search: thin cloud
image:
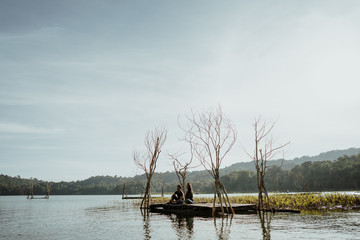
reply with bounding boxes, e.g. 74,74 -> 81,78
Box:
0,122 -> 64,134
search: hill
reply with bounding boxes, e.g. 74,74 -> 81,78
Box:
221,147 -> 360,175
1,148 -> 359,195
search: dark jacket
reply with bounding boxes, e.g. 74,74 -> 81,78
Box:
185,191 -> 193,201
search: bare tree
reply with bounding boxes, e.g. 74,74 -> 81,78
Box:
133,126 -> 167,209
180,106 -> 237,216
248,117 -> 290,212
168,139 -> 198,190
122,183 -> 127,198
169,152 -> 191,190
45,182 -> 52,199
27,181 -> 34,199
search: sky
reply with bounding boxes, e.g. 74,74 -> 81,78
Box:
1,0 -> 360,182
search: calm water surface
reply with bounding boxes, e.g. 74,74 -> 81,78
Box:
0,195 -> 359,239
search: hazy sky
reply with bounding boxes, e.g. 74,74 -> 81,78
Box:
1,1 -> 360,181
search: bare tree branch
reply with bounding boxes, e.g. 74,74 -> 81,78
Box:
250,116 -> 290,211
179,105 -> 237,216
133,126 -> 167,209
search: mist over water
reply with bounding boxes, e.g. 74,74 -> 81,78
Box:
0,195 -> 359,240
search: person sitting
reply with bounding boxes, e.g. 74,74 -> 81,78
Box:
169,185 -> 184,204
185,183 -> 194,204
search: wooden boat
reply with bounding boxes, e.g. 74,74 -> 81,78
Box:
150,203 -> 257,216
122,196 -> 143,199
27,195 -> 49,199
149,203 -> 301,216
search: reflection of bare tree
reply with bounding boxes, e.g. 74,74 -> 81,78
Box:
214,216 -> 233,240
185,217 -> 194,238
141,210 -> 151,240
169,214 -> 194,240
259,211 -> 272,240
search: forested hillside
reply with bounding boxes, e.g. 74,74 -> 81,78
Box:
1,149 -> 359,195
221,148 -> 360,174
221,153 -> 360,192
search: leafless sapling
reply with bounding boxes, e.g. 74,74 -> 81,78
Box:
133,126 -> 167,209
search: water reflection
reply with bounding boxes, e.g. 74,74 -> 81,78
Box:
141,210 -> 151,240
213,216 -> 232,240
169,214 -> 194,240
259,212 -> 272,240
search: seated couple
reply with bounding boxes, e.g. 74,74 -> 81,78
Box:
168,183 -> 193,204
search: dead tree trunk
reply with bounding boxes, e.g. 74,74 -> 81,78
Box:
180,106 -> 237,216
122,183 -> 127,198
134,126 -> 167,209
248,117 -> 290,212
45,182 -> 52,199
27,182 -> 34,199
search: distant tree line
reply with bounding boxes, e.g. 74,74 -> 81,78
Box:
1,153 -> 360,195
221,153 -> 360,193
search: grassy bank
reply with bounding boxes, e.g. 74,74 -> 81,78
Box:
149,193 -> 360,211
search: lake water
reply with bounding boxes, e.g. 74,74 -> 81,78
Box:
1,195 -> 359,239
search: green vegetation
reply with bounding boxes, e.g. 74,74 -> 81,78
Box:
0,175 -> 133,195
269,193 -> 360,210
1,151 -> 360,196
